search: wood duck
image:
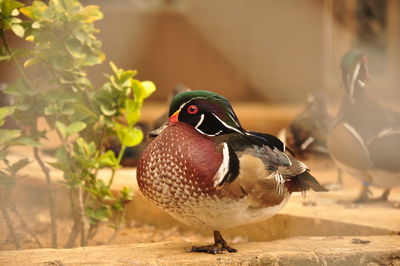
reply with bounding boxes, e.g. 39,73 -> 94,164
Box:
327,51 -> 400,203
283,91 -> 334,157
137,90 -> 327,254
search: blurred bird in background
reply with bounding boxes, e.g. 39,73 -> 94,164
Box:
280,91 -> 333,156
278,91 -> 343,188
327,51 -> 400,203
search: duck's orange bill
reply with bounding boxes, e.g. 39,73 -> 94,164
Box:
169,110 -> 180,124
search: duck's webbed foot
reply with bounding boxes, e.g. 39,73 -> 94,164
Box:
354,186 -> 390,203
191,231 -> 237,254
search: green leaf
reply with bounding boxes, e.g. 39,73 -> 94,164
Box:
86,206 -> 111,223
99,150 -> 117,167
120,186 -> 134,201
1,0 -> 25,17
124,98 -> 139,127
73,103 -> 97,119
0,53 -> 12,61
66,38 -> 83,58
9,158 -> 30,174
112,201 -> 123,211
55,121 -> 67,139
115,124 -> 143,147
9,136 -> 41,146
20,1 -> 48,20
141,81 -> 156,99
0,129 -> 21,144
0,106 -> 15,121
67,121 -> 86,136
109,62 -> 119,77
100,104 -> 117,116
77,5 -> 103,22
10,23 -> 25,38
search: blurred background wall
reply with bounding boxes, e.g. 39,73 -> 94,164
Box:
2,0 -> 400,103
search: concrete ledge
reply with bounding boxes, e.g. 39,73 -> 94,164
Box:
0,236 -> 399,265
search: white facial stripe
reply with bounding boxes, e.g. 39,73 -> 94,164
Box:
227,112 -> 241,128
301,136 -> 314,150
195,113 -> 205,129
214,143 -> 230,187
194,114 -> 222,136
178,97 -> 207,111
350,63 -> 361,102
212,113 -> 242,134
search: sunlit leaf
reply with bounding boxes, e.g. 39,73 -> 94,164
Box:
115,124 -> 143,147
100,104 -> 116,116
98,150 -> 117,167
25,35 -> 34,42
55,121 -> 67,139
0,106 -> 16,121
31,21 -> 40,29
23,57 -> 39,68
141,81 -> 156,99
20,1 -> 48,20
66,121 -> 86,136
10,23 -> 25,38
78,5 -> 103,22
124,98 -> 139,127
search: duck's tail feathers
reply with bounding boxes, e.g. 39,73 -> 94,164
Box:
287,171 -> 328,193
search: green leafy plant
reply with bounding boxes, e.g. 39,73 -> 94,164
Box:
0,0 -> 155,249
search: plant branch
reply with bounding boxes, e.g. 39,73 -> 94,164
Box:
64,188 -> 79,248
33,147 -> 58,248
107,143 -> 127,188
0,32 -> 34,89
0,192 -> 21,250
8,201 -> 43,248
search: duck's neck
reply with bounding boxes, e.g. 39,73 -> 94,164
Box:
347,84 -> 369,105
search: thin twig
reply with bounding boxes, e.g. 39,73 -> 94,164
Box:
106,207 -> 127,244
8,201 -> 43,248
107,143 -> 127,188
0,192 -> 21,249
77,187 -> 88,246
65,188 -> 79,248
33,147 -> 58,248
0,33 -> 34,89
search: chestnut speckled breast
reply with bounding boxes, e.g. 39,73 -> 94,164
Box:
136,90 -> 327,254
137,122 -> 222,212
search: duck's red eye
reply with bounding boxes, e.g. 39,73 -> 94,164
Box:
187,105 -> 198,114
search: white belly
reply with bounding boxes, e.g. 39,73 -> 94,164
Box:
166,194 -> 291,231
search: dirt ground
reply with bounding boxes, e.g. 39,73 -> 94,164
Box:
1,153 -> 398,252
0,215 -> 211,251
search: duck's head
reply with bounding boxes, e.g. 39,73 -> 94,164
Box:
167,90 -> 244,137
340,51 -> 370,102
